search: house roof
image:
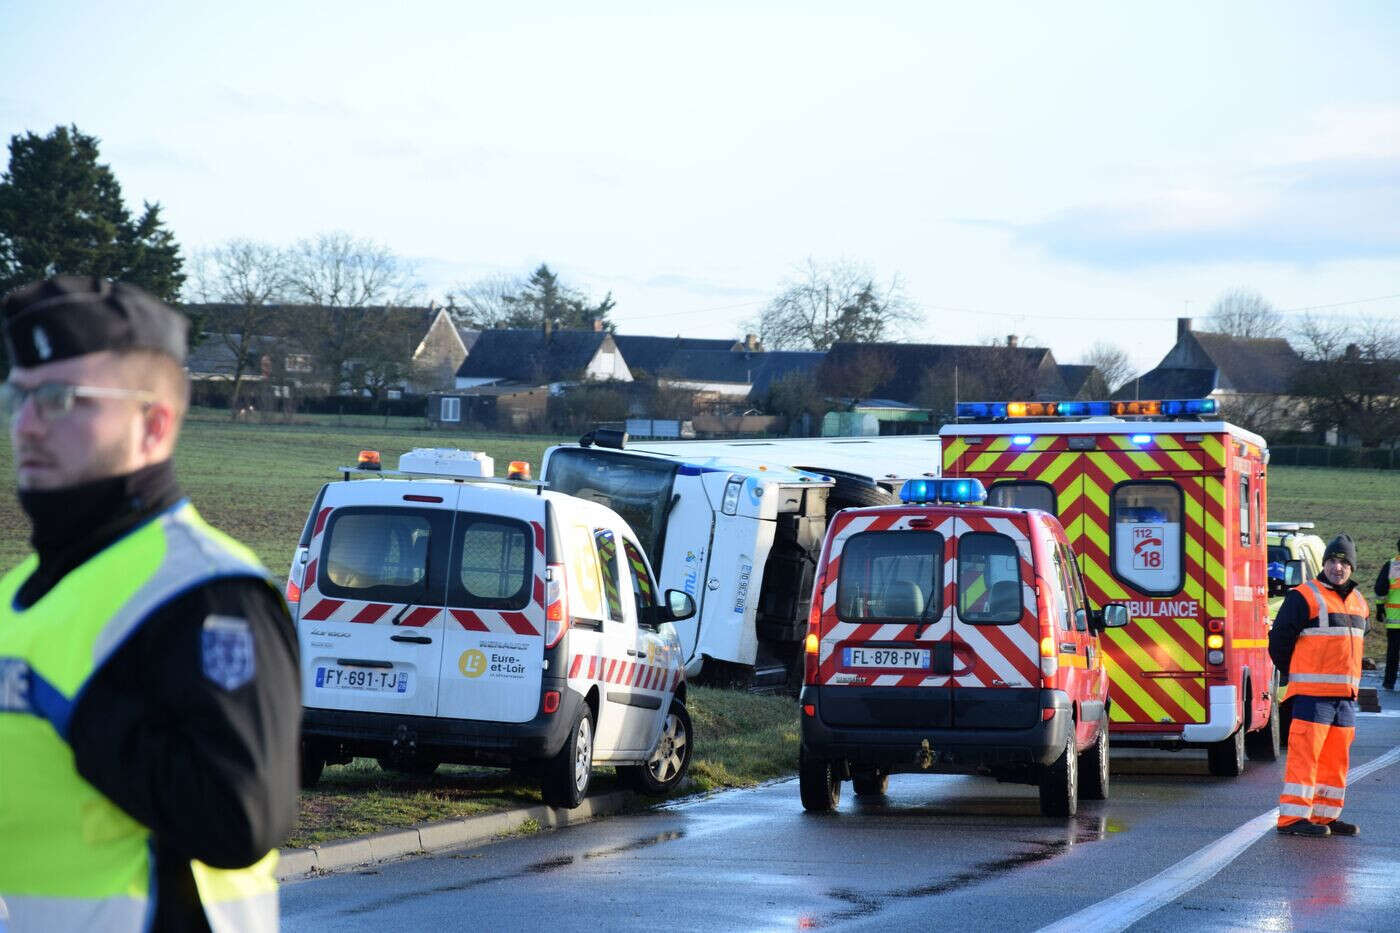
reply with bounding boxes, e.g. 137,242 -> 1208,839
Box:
1189,332 -> 1302,394
656,349 -> 762,385
185,302 -> 437,353
186,334 -> 286,378
612,335 -> 739,374
455,329 -> 613,382
1113,368 -> 1218,400
748,351 -> 828,397
1056,364 -> 1100,398
823,341 -> 1060,404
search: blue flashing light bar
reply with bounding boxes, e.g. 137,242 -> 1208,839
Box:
1011,434 -> 1033,445
955,398 -> 1216,420
1131,434 -> 1151,445
899,478 -> 988,505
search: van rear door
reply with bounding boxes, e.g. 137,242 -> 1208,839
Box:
298,482 -> 456,718
435,498 -> 546,724
949,512 -> 1042,728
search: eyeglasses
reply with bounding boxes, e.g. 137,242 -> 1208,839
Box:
0,382 -> 156,422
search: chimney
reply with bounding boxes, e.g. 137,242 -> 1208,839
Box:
1006,334 -> 1018,348
1177,317 -> 1192,341
745,333 -> 760,351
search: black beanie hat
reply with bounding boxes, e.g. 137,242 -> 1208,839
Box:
2,275 -> 189,368
1323,533 -> 1357,568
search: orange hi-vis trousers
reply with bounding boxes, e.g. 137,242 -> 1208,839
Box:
1278,695 -> 1357,827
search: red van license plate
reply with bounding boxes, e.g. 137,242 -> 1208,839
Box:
843,647 -> 930,670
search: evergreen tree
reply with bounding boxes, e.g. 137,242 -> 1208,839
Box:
0,124 -> 184,299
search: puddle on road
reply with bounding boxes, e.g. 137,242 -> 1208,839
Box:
796,814 -> 1120,928
336,828 -> 689,915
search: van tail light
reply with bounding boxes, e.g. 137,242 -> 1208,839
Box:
544,564 -> 569,648
284,576 -> 302,607
804,593 -> 823,684
542,690 -> 560,715
1040,635 -> 1058,679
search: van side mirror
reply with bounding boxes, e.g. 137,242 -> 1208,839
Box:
1099,603 -> 1129,630
653,589 -> 696,624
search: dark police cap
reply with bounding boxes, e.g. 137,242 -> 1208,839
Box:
2,275 -> 188,368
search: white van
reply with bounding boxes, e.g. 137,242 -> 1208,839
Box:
285,450 -> 697,808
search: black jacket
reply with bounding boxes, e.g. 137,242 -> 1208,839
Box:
1269,573 -> 1365,678
16,462 -> 300,932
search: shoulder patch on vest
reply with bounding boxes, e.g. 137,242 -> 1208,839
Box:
201,615 -> 256,691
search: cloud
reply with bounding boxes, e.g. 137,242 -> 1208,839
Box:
641,273 -> 766,299
1003,154 -> 1400,268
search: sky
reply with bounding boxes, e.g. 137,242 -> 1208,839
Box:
3,0 -> 1399,377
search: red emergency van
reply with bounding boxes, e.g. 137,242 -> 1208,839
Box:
940,399 -> 1280,775
799,478 -> 1128,817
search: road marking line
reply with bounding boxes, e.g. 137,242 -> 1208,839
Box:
1036,745 -> 1400,933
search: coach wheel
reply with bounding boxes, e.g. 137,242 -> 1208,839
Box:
1207,722 -> 1246,777
1039,732 -> 1078,817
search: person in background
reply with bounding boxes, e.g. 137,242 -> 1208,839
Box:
0,276 -> 300,932
1377,536 -> 1400,691
1269,533 -> 1369,837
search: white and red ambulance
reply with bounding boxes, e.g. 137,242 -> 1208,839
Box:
285,449 -> 696,808
799,477 -> 1127,817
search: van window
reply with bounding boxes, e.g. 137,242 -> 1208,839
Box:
566,525 -> 606,621
1049,548 -> 1072,632
1059,543 -> 1089,632
1111,482 -> 1183,595
836,532 -> 944,622
622,539 -> 656,619
320,507 -> 446,603
988,481 -> 1057,515
958,533 -> 1023,624
451,516 -> 532,610
594,529 -> 625,621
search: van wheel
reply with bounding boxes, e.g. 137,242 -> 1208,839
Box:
299,745 -> 325,789
799,754 -> 842,812
852,771 -> 889,797
1078,716 -> 1110,801
541,705 -> 594,808
1039,733 -> 1078,817
1207,723 -> 1246,777
619,700 -> 692,795
1245,686 -> 1281,762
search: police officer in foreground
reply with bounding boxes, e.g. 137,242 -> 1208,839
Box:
1269,532 -> 1369,837
0,276 -> 299,931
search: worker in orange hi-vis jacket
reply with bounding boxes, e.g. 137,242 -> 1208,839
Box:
1269,532 -> 1369,837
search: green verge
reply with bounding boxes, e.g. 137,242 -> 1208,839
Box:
289,686 -> 798,847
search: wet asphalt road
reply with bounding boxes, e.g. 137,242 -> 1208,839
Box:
283,706 -> 1400,932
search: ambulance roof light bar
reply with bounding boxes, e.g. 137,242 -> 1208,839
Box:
1266,521 -> 1316,532
899,478 -> 987,505
955,398 -> 1217,421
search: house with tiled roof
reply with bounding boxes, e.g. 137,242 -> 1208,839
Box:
409,307 -> 479,392
453,327 -> 630,389
822,337 -> 1065,407
1115,318 -> 1306,437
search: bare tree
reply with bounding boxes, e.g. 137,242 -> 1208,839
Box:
284,232 -> 421,395
817,348 -> 896,400
188,239 -> 289,416
755,258 -> 917,350
1290,315 -> 1400,446
1080,342 -> 1135,393
446,272 -> 526,329
1205,288 -> 1283,338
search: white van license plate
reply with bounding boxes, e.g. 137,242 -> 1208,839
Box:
315,666 -> 410,693
843,647 -> 930,669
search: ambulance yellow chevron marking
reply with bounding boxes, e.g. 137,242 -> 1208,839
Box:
1038,452 -> 1078,486
944,437 -> 968,464
970,436 -> 1012,472
1134,618 -> 1203,671
1107,663 -> 1169,722
1156,677 -> 1206,721
1199,435 -> 1225,469
1106,626 -> 1162,671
